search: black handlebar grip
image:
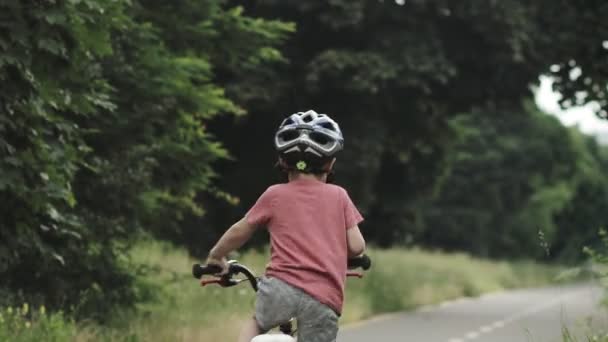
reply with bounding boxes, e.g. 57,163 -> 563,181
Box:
192,264 -> 223,278
347,254 -> 372,270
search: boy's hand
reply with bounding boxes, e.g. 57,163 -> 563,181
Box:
205,255 -> 229,275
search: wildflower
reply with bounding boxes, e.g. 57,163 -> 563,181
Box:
22,303 -> 29,315
25,321 -> 31,329
7,307 -> 12,314
39,305 -> 46,315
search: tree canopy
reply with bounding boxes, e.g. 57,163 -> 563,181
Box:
418,103 -> 608,260
199,0 -> 608,251
1,0 -> 606,318
0,0 -> 291,317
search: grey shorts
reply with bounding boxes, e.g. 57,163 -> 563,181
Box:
255,276 -> 339,342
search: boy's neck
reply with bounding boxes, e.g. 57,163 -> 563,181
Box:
288,172 -> 327,183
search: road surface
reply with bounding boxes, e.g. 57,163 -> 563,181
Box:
339,284 -> 606,342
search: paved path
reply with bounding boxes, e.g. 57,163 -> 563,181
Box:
339,284 -> 606,342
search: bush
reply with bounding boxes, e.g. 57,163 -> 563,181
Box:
560,229 -> 608,341
0,0 -> 291,320
0,304 -> 76,342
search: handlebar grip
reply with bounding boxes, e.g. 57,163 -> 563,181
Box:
192,264 -> 223,278
347,254 -> 372,271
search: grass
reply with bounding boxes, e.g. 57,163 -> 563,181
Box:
560,238 -> 608,341
0,304 -> 77,342
1,239 -> 565,341
562,327 -> 608,342
99,240 -> 562,341
341,248 -> 560,323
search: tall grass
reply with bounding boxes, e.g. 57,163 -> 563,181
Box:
0,304 -> 76,342
81,240 -> 560,341
561,230 -> 608,341
341,248 -> 559,322
3,239 -> 563,341
562,327 -> 608,342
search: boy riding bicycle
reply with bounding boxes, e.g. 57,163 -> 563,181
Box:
205,110 -> 366,342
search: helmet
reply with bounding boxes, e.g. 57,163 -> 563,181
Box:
274,110 -> 344,157
274,110 -> 344,173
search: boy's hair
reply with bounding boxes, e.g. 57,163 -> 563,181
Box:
275,156 -> 336,183
279,151 -> 332,174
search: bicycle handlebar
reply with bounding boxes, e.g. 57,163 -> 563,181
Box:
192,254 -> 372,291
192,264 -> 222,279
347,254 -> 371,271
192,255 -> 371,337
192,261 -> 260,290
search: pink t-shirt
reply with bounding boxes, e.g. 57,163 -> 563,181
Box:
246,178 -> 363,314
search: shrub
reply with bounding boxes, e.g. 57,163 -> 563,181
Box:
0,304 -> 76,342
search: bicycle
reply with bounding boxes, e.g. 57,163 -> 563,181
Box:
192,255 -> 372,342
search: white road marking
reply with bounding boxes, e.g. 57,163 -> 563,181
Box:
445,289 -> 583,342
479,325 -> 493,333
491,320 -> 505,329
465,331 -> 480,339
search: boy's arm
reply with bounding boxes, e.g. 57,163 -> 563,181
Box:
347,225 -> 366,258
206,217 -> 257,271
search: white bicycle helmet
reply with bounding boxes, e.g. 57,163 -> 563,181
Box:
274,110 -> 344,158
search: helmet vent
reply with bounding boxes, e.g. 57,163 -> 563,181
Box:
279,130 -> 299,142
302,115 -> 313,123
309,132 -> 330,145
320,122 -> 335,130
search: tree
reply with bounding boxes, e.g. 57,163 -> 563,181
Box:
539,0 -> 608,119
201,0 -> 606,250
0,0 -> 133,317
552,136 -> 608,261
416,104 -> 607,259
0,0 -> 292,318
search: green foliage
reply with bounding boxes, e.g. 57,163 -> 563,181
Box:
2,0 -> 606,323
65,240 -> 559,341
583,229 -> 608,284
91,0 -> 293,248
0,0 -> 291,319
553,159 -> 608,261
0,304 -> 76,342
417,104 -> 608,259
199,0 -> 608,252
0,0 -> 135,318
562,326 -> 608,342
353,249 -> 559,316
540,0 -> 608,119
561,230 -> 608,341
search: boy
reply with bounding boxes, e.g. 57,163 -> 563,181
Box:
205,110 -> 366,342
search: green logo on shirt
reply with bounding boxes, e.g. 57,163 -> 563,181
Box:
296,161 -> 307,171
